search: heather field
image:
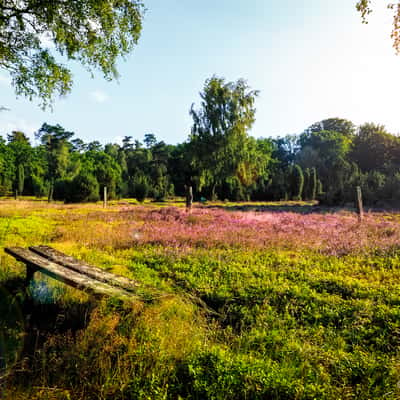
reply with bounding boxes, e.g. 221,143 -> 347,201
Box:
1,200 -> 400,399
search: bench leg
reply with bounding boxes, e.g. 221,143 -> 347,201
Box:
25,264 -> 36,287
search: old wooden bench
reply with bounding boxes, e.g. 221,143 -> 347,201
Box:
5,246 -> 140,302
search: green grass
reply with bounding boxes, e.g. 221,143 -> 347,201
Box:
0,198 -> 400,399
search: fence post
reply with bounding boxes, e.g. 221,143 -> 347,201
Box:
356,186 -> 363,221
185,185 -> 193,212
103,186 -> 107,208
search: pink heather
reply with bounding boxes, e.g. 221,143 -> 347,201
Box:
118,206 -> 400,256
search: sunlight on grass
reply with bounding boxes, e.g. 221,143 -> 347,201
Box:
1,199 -> 400,399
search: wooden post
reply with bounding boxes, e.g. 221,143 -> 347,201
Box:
185,185 -> 193,212
103,186 -> 107,208
356,186 -> 363,221
25,264 -> 36,288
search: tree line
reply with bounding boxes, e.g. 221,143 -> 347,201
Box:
1,76 -> 400,207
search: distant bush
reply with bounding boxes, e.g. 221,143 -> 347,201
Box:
152,176 -> 173,202
65,173 -> 100,203
132,175 -> 149,202
0,184 -> 10,196
53,178 -> 72,201
31,175 -> 48,198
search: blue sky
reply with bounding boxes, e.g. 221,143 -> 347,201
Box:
1,0 -> 400,145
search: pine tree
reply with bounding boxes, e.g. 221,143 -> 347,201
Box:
291,164 -> 304,200
303,168 -> 311,200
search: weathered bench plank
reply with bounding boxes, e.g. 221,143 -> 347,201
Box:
5,247 -> 136,302
30,245 -> 140,293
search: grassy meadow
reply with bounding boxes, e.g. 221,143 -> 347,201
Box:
1,199 -> 400,399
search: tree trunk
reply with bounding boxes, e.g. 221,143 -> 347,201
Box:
48,182 -> 54,203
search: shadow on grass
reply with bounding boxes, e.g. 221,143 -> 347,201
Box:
0,277 -> 94,388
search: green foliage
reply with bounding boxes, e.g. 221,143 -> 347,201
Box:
189,76 -> 268,200
17,164 -> 24,195
0,136 -> 15,194
310,167 -> 317,200
289,164 -> 304,200
271,136 -> 299,168
350,123 -> 399,173
87,151 -> 122,199
36,123 -> 74,183
132,174 -> 149,202
2,112 -> 400,205
31,175 -> 48,198
357,1 -> 400,53
64,173 -> 100,203
0,0 -> 144,108
303,167 -> 311,200
53,178 -> 72,201
298,130 -> 351,187
304,118 -> 356,137
302,167 -> 317,201
152,175 -> 171,201
361,170 -> 386,205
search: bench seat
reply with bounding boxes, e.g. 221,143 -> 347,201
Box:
5,247 -> 138,302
